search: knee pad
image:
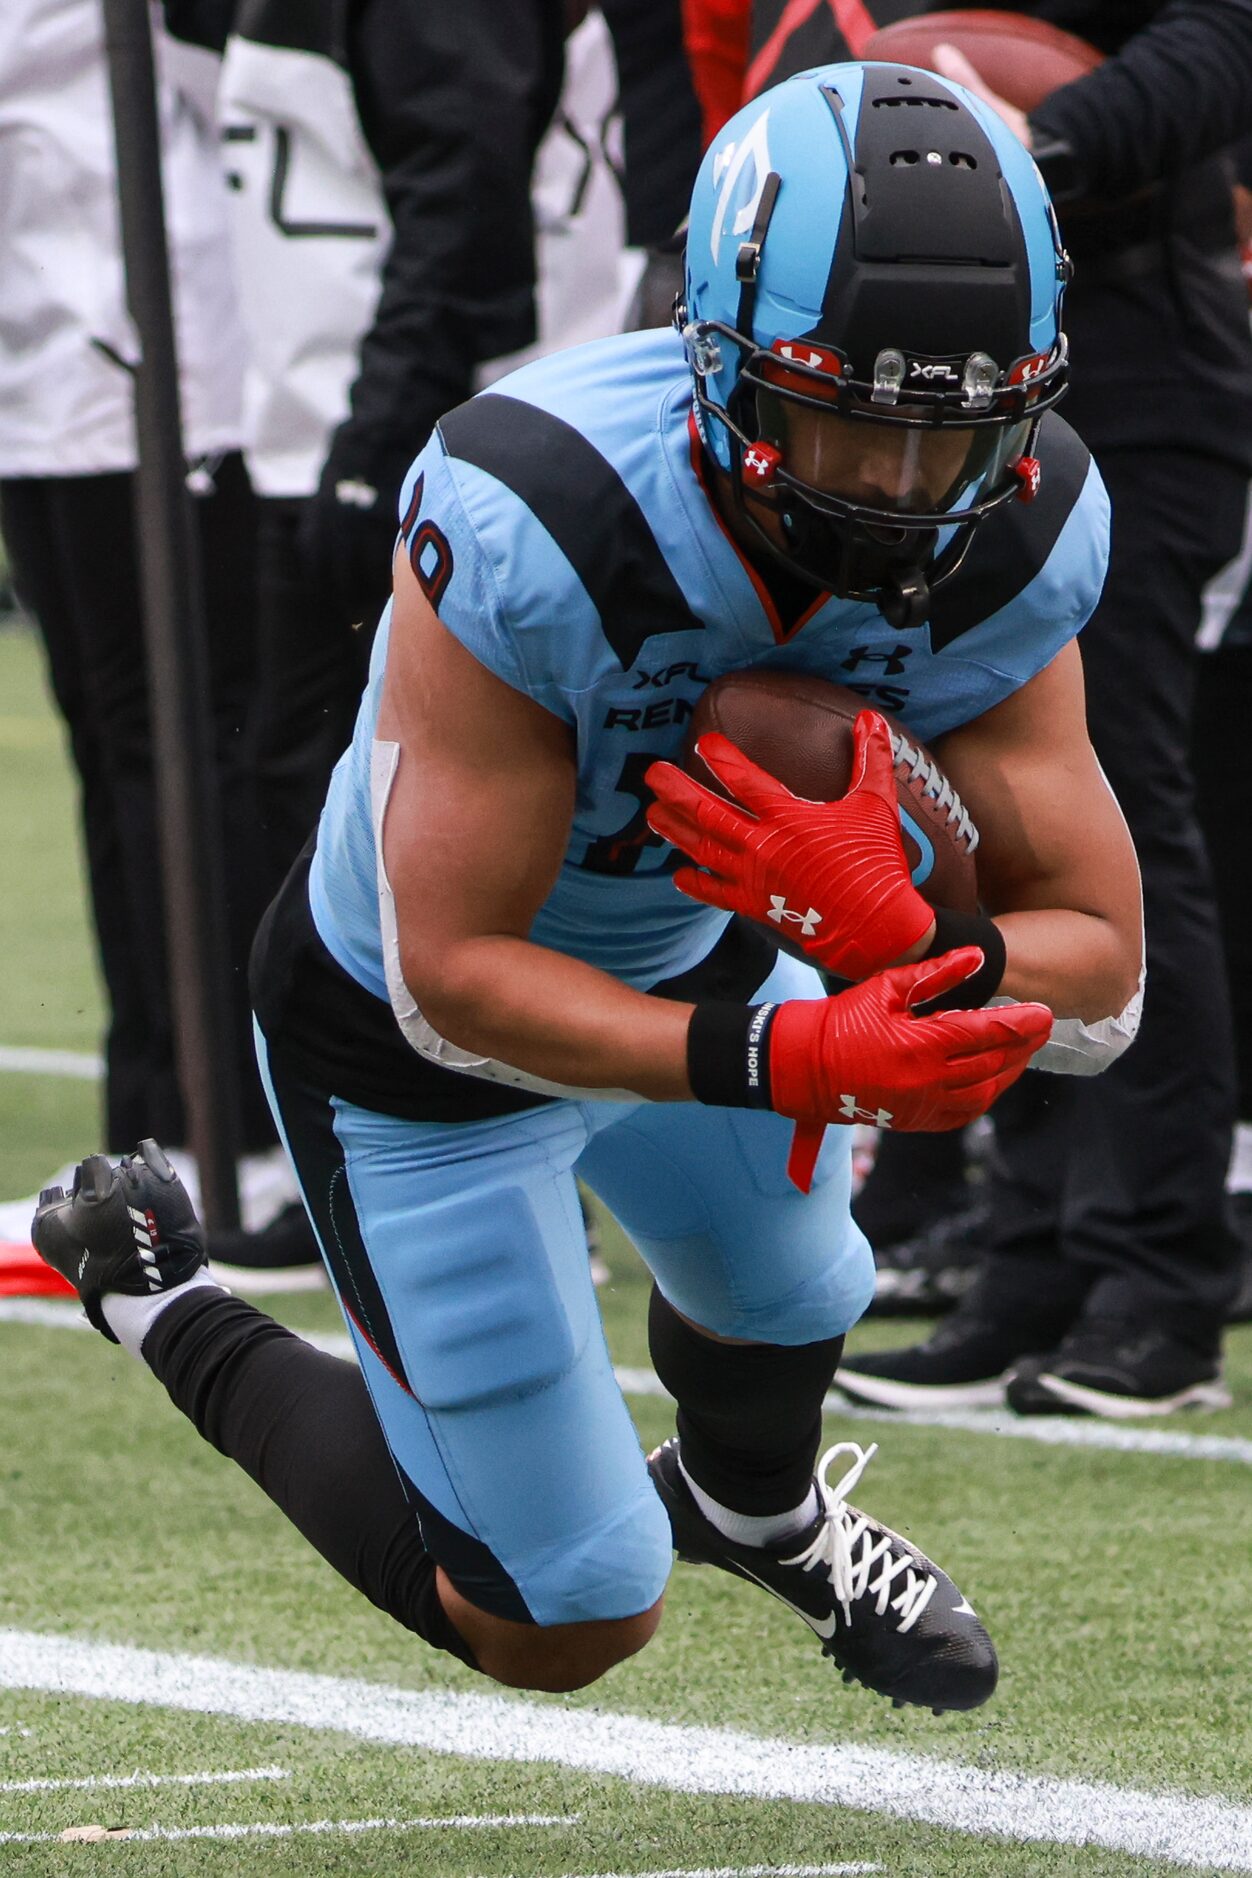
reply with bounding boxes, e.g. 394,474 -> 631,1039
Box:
532,1481 -> 674,1627
738,1235 -> 876,1347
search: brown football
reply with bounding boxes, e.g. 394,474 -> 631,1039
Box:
863,9 -> 1103,114
683,671 -> 979,959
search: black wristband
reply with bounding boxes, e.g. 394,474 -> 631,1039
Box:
914,907 -> 1007,1012
687,1001 -> 779,1109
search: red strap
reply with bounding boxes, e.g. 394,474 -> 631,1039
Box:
827,0 -> 878,59
786,1120 -> 826,1195
746,0 -> 821,99
746,0 -> 878,99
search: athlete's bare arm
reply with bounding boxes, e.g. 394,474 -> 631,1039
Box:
934,640 -> 1142,1021
376,552 -> 694,1097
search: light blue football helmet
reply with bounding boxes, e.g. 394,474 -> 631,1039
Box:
678,61 -> 1070,626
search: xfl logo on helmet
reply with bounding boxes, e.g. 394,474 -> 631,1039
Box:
909,361 -> 959,383
766,896 -> 821,936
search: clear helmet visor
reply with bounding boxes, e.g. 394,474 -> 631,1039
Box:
754,382 -> 1031,518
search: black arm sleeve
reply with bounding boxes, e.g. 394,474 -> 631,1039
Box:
1029,0 -> 1252,200
599,0 -> 703,248
338,0 -> 565,462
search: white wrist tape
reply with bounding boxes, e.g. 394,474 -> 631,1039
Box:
992,961 -> 1145,1078
371,740 -> 639,1102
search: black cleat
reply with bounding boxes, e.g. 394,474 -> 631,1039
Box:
648,1436 -> 997,1712
31,1140 -> 206,1341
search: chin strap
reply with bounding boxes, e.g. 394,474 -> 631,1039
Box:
877,569 -> 931,632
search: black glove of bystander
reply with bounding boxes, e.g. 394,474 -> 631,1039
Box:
299,428 -> 415,630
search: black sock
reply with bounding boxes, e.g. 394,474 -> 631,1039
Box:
648,1286 -> 843,1515
143,1288 -> 476,1667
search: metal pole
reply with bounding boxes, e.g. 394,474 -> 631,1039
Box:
100,0 -> 241,1228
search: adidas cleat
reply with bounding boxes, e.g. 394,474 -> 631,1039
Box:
648,1436 -> 997,1713
32,1140 -> 206,1341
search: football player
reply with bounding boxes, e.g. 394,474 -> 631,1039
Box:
36,64 -> 1140,1706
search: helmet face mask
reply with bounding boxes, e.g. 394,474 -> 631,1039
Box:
681,62 -> 1071,624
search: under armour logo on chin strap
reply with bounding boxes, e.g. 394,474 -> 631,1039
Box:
839,1094 -> 895,1127
766,895 -> 822,936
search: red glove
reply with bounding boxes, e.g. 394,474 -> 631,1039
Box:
646,712 -> 934,980
768,948 -> 1053,1191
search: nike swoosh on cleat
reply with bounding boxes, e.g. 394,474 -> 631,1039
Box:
952,1597 -> 977,1616
730,1561 -> 841,1638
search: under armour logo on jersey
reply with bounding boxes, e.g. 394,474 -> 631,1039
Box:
839,1095 -> 895,1127
767,896 -> 821,936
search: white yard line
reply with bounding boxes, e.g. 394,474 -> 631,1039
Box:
0,1810 -> 577,1846
4,1298 -> 1251,1468
0,1765 -> 289,1795
555,1868 -> 881,1877
1,1631 -> 1249,1870
0,1045 -> 102,1080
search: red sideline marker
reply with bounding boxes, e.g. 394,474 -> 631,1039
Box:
0,1242 -> 75,1299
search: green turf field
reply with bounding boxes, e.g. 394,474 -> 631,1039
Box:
2,617 -> 1250,1877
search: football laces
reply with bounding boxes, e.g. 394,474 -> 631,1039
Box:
888,730 -> 979,856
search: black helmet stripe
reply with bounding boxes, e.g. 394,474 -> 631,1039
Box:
812,67 -> 1032,369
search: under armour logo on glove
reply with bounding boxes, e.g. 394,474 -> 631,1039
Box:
838,1095 -> 894,1127
767,896 -> 822,936
645,712 -> 935,981
763,950 -> 1054,1192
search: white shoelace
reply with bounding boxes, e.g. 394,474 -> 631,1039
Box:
781,1441 -> 939,1635
887,729 -> 979,856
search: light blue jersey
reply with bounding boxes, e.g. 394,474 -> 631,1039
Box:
311,326 -> 1108,1003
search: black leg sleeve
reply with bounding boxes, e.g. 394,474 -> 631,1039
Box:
143,1288 -> 476,1667
648,1286 -> 843,1515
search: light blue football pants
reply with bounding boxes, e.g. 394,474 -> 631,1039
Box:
255,949 -> 874,1627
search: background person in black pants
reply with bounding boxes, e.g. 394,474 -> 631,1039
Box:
1193,142 -> 1252,1322
0,0 -> 274,1172
166,0 -> 566,1270
834,0 -> 1252,1417
194,0 -> 700,1270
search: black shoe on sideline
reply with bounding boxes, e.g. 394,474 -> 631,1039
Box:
1005,1317 -> 1233,1419
207,1200 -> 327,1294
833,1306 -> 1041,1411
866,1201 -> 988,1318
1226,1193 -> 1252,1325
648,1436 -> 997,1713
31,1141 -> 206,1341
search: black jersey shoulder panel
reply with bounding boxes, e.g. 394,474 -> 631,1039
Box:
927,412 -> 1093,653
438,393 -> 706,671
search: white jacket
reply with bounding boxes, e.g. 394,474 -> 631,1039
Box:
0,0 -> 243,477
